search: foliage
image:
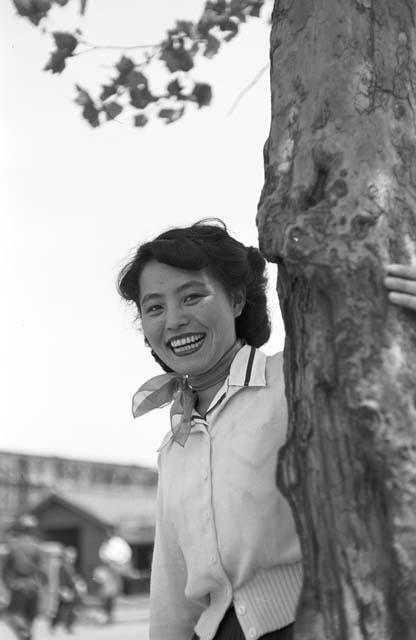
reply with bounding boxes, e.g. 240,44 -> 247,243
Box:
12,0 -> 86,25
12,0 -> 266,128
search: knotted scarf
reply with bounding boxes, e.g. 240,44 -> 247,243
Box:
132,340 -> 243,446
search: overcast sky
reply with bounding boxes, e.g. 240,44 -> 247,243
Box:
0,0 -> 284,469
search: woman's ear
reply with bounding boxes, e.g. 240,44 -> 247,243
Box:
232,288 -> 246,318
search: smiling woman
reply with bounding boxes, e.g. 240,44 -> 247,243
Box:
117,220 -> 301,640
117,219 -> 416,640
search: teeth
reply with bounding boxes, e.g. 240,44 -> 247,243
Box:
170,334 -> 204,348
174,342 -> 202,353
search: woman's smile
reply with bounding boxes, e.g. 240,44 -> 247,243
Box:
168,333 -> 206,356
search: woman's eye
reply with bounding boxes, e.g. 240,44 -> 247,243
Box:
184,293 -> 202,304
145,304 -> 163,315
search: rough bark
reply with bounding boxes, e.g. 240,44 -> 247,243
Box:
257,1 -> 416,638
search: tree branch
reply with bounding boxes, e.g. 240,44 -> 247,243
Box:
78,40 -> 160,51
227,63 -> 269,115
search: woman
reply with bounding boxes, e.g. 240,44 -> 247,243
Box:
118,220 -> 416,640
50,547 -> 82,634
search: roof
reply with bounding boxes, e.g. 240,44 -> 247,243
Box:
31,486 -> 157,543
0,449 -> 158,475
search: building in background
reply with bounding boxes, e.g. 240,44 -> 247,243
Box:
0,450 -> 157,589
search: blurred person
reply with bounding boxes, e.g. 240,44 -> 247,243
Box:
92,561 -> 122,625
1,514 -> 46,640
50,547 -> 84,634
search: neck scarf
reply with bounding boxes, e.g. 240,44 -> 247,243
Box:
132,340 -> 242,446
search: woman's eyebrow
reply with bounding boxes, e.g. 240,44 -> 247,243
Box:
176,280 -> 208,293
140,292 -> 162,306
141,280 -> 208,306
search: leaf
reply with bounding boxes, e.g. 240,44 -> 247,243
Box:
134,114 -> 148,128
79,0 -> 87,14
116,56 -> 135,76
219,17 -> 239,40
13,0 -> 32,16
167,78 -> 183,98
44,50 -> 68,73
75,85 -> 101,127
44,32 -> 77,73
74,84 -> 93,106
100,84 -> 117,101
53,0 -> 70,6
33,0 -> 51,13
33,0 -> 51,17
115,57 -> 138,87
197,8 -> 221,37
124,69 -> 148,89
229,1 -> 246,23
230,0 -> 243,11
158,105 -> 185,124
204,34 -> 220,59
129,87 -> 155,110
160,39 -> 194,73
82,102 -> 100,127
103,102 -> 123,120
14,0 -> 52,25
175,20 -> 196,38
190,41 -> 199,56
191,83 -> 212,108
53,32 -> 78,54
213,0 -> 227,11
248,1 -> 262,18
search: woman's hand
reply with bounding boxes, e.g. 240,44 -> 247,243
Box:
384,264 -> 416,311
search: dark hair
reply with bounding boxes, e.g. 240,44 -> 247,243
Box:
118,219 -> 271,363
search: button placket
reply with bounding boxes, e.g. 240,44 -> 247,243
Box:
201,431 -> 223,579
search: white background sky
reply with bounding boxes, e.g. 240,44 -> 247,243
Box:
0,0 -> 285,469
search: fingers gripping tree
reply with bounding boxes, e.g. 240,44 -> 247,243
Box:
257,1 -> 416,638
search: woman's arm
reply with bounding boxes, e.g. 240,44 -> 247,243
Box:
150,457 -> 205,640
384,264 -> 416,311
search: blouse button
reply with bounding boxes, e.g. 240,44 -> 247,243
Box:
202,470 -> 209,480
236,603 -> 246,615
248,628 -> 257,639
209,554 -> 217,565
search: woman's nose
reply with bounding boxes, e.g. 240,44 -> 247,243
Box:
165,305 -> 189,331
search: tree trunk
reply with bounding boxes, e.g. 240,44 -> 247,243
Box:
257,1 -> 416,638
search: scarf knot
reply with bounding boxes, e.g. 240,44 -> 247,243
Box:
132,340 -> 242,446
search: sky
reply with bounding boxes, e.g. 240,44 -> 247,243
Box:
0,0 -> 285,469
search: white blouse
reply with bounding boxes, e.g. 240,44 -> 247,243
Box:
149,345 -> 303,640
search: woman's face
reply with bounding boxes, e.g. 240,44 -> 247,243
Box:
139,260 -> 244,376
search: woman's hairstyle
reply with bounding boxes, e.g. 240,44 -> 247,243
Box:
118,219 -> 271,350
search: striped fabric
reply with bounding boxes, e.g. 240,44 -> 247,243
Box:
234,563 -> 303,637
193,607 -> 294,639
194,562 -> 303,640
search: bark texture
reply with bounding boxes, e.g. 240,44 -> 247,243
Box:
257,1 -> 416,638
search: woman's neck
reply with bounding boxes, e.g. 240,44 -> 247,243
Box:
195,382 -> 225,418
187,339 -> 243,417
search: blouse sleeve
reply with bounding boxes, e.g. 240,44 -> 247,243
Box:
149,453 -> 205,640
